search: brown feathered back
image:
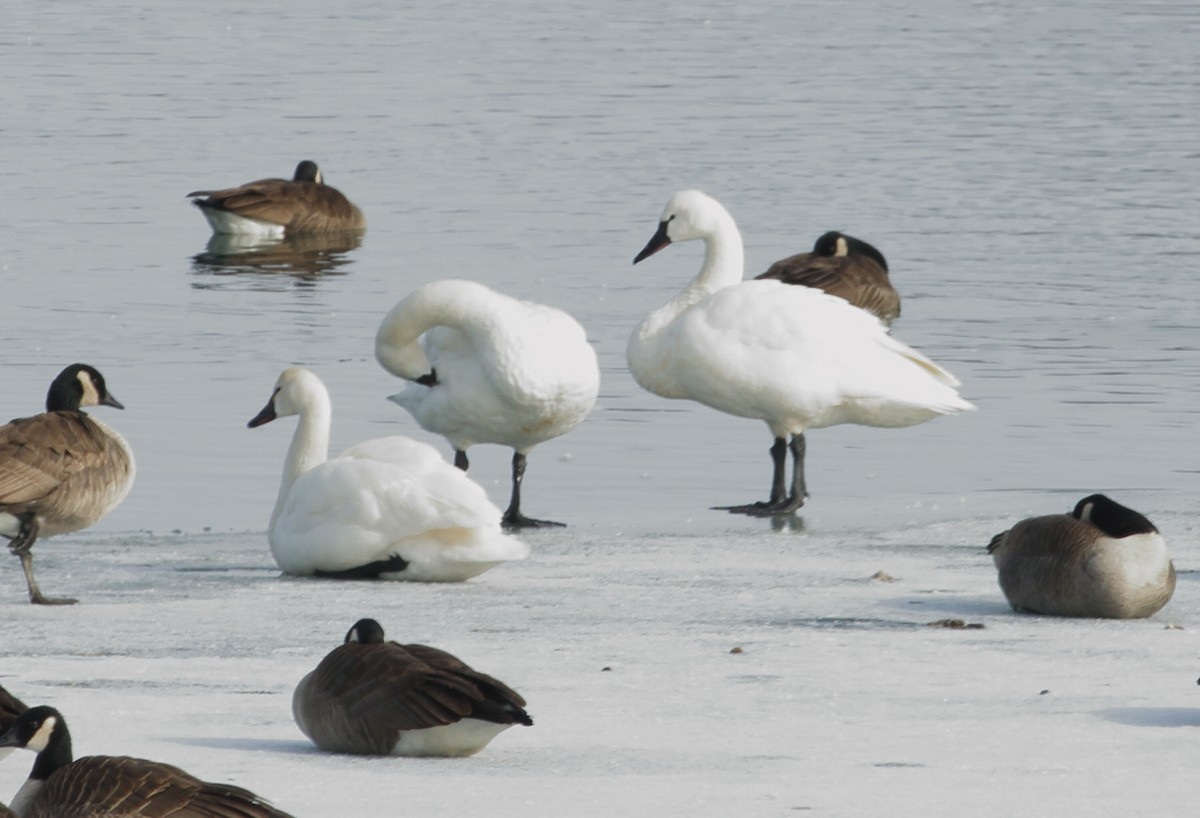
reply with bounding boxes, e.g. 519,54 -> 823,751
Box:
31,755 -> 296,818
187,161 -> 365,234
757,231 -> 899,326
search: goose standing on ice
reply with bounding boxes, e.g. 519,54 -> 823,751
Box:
375,279 -> 600,529
987,494 -> 1175,618
757,230 -> 900,326
187,160 -> 365,237
1,364 -> 135,605
293,617 -> 532,757
629,190 -> 974,516
248,367 -> 527,581
0,705 -> 296,818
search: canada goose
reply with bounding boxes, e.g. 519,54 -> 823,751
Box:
293,618 -> 532,757
248,368 -> 528,581
187,160 -> 366,237
987,494 -> 1175,618
756,230 -> 900,326
375,279 -> 600,528
1,364 -> 135,605
0,705 -> 295,818
629,190 -> 974,516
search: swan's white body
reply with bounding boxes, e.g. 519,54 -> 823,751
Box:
375,280 -> 599,527
252,368 -> 528,581
375,279 -> 599,453
629,190 -> 974,512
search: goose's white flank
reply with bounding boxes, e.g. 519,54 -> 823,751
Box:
375,279 -> 600,528
629,190 -> 974,516
247,368 -> 528,581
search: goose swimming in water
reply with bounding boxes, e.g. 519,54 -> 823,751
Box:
248,367 -> 528,581
375,279 -> 600,528
1,364 -> 135,605
757,230 -> 900,326
187,160 -> 365,237
987,494 -> 1175,618
0,705 -> 296,818
629,190 -> 974,516
293,617 -> 532,757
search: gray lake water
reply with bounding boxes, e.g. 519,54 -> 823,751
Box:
2,0 -> 1198,541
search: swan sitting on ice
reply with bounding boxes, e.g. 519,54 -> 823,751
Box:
375,279 -> 600,529
629,190 -> 975,516
247,368 -> 527,581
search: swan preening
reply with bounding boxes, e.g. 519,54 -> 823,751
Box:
293,618 -> 532,757
988,494 -> 1175,618
0,704 -> 296,818
187,160 -> 365,237
630,190 -> 974,516
1,364 -> 135,605
248,368 -> 528,582
375,279 -> 600,528
757,230 -> 900,326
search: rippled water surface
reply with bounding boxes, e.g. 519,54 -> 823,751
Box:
2,0 -> 1197,537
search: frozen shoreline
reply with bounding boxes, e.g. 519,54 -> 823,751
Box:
3,512 -> 1197,817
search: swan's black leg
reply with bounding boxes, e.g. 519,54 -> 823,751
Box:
714,434 -> 807,517
314,553 -> 410,579
502,451 -> 565,529
454,449 -> 469,471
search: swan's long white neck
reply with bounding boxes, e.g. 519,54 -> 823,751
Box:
271,394 -> 331,533
639,204 -> 745,340
375,279 -> 508,380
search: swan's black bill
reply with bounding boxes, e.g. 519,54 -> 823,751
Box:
633,221 -> 672,264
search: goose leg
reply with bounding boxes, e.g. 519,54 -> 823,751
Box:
715,434 -> 807,517
501,451 -> 565,529
7,515 -> 77,605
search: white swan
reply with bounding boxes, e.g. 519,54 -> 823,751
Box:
247,368 -> 528,581
375,279 -> 600,529
629,190 -> 975,515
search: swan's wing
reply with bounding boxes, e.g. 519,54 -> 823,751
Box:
278,437 -> 500,543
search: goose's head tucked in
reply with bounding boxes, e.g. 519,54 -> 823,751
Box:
187,160 -> 365,238
248,367 -> 527,581
987,494 -> 1174,619
293,617 -> 533,757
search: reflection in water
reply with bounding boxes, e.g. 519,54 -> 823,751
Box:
189,231 -> 363,289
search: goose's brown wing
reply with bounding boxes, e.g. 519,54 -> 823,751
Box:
401,643 -> 530,721
758,252 -> 900,325
188,179 -> 363,232
297,642 -> 493,754
34,755 -> 295,818
0,411 -> 111,510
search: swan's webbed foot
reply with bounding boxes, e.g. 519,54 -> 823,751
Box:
314,553 -> 410,579
713,494 -> 806,517
501,511 -> 566,529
